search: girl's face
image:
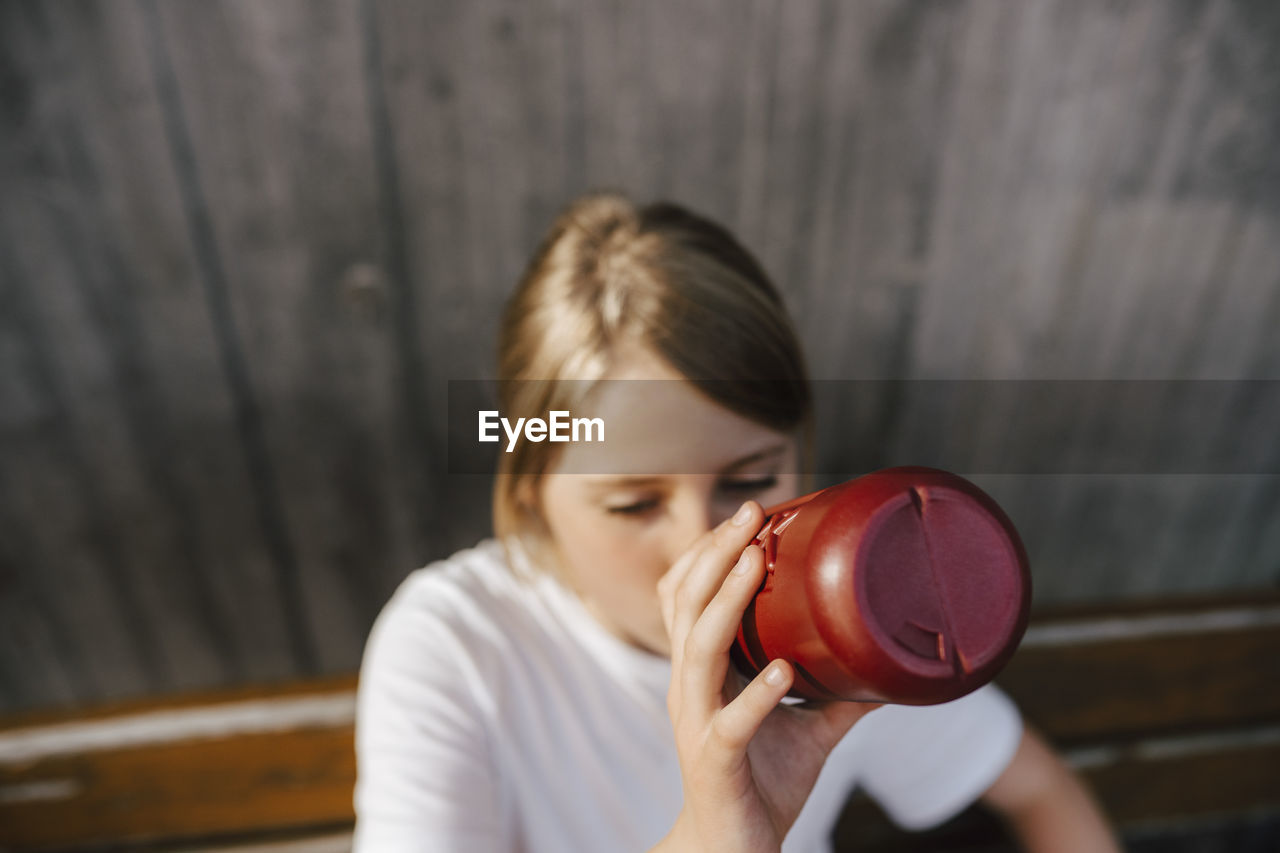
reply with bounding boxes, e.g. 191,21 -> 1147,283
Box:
538,345 -> 800,657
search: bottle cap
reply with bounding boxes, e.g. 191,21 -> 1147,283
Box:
733,467 -> 1031,704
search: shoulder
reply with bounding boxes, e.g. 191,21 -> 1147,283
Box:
384,538 -> 528,615
848,683 -> 1023,772
372,538 -> 536,637
856,682 -> 1022,744
357,539 -> 535,711
353,540 -> 526,846
839,684 -> 1024,830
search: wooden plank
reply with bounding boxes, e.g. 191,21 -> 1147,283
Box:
891,0 -> 1280,607
836,734 -> 1280,851
740,0 -> 837,313
1,595 -> 1277,849
0,0 -> 227,710
166,831 -> 354,853
1002,620 -> 1280,744
798,1 -> 971,481
0,727 -> 356,850
0,0 -> 411,710
1015,0 -> 1280,605
366,0 -> 575,559
0,674 -> 358,733
3,706 -> 1275,850
1025,587 -> 1280,621
1085,734 -> 1280,827
146,0 -> 429,675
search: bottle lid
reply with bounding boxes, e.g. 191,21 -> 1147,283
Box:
809,468 -> 1030,703
860,483 -> 1025,675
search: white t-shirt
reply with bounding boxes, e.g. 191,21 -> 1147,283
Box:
353,539 -> 1023,853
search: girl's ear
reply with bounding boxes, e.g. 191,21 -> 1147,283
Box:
515,475 -> 541,516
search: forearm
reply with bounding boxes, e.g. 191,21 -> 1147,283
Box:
983,728 -> 1122,852
1001,768 -> 1122,853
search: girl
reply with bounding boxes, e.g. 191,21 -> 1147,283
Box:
352,194 -> 1121,852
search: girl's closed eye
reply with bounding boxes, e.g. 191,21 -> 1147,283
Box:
604,496 -> 662,516
718,475 -> 778,494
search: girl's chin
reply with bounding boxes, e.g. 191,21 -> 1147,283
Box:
626,628 -> 671,659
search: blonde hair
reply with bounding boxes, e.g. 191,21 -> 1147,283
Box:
494,191 -> 812,576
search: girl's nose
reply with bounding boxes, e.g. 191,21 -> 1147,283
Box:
667,489 -> 713,562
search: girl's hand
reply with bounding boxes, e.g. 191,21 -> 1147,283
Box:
652,500 -> 882,853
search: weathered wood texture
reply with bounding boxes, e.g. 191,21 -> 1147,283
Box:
1,0 -> 1278,713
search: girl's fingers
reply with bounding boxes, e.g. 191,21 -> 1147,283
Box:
668,501 -> 762,648
811,699 -> 884,750
680,545 -> 765,717
657,540 -> 706,644
662,501 -> 763,728
706,659 -> 794,762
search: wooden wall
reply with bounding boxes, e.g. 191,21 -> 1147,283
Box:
0,0 -> 1277,714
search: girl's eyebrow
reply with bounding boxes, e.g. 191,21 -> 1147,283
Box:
584,475 -> 666,491
583,444 -> 789,490
721,443 -> 787,474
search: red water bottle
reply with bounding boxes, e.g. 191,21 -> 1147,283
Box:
731,467 -> 1031,705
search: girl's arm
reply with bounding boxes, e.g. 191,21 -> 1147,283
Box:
980,726 -> 1123,852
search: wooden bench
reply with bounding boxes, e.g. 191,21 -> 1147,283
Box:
2,593 -> 1278,851
838,592 -> 1280,851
